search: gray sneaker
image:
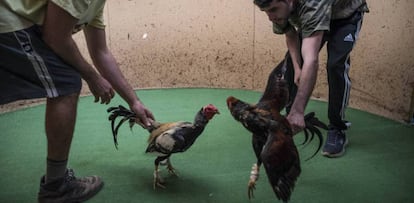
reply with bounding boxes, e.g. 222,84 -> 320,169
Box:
38,169 -> 104,203
321,128 -> 348,158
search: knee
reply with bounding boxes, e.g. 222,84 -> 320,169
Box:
47,92 -> 80,106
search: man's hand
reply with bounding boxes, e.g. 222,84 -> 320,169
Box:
85,73 -> 115,104
287,111 -> 305,135
129,102 -> 155,129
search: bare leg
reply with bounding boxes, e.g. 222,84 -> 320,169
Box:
45,93 -> 79,161
39,92 -> 104,202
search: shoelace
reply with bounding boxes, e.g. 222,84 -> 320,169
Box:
65,169 -> 76,182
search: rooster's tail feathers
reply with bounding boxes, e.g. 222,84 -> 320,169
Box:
107,105 -> 137,149
301,112 -> 328,161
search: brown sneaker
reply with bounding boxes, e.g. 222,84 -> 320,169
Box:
38,169 -> 104,203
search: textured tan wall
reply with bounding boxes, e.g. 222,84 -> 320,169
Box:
1,0 -> 414,122
346,0 -> 414,122
103,0 -> 255,89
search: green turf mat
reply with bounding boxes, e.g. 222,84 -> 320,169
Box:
0,88 -> 413,203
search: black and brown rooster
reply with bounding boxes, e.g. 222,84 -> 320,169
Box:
226,59 -> 328,202
107,104 -> 219,189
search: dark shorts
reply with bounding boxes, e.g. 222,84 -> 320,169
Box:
0,25 -> 82,105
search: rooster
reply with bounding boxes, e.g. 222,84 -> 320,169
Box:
107,104 -> 219,189
226,58 -> 328,202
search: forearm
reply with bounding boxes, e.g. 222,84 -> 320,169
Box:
289,31 -> 323,115
82,25 -> 140,106
82,25 -> 153,124
290,59 -> 318,114
285,29 -> 302,72
91,50 -> 139,106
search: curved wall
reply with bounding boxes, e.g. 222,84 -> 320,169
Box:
1,0 -> 413,122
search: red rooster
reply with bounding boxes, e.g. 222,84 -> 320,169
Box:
226,59 -> 327,202
107,104 -> 219,189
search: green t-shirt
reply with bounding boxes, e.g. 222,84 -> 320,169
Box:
0,0 -> 106,33
273,0 -> 369,38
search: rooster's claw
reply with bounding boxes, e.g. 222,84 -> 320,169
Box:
248,180 -> 256,199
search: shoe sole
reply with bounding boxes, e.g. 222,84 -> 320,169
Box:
321,139 -> 349,158
72,181 -> 104,203
39,180 -> 104,203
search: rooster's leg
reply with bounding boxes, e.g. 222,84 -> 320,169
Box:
153,157 -> 167,189
166,158 -> 179,176
248,163 -> 260,199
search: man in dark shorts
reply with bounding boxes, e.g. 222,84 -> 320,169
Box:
0,1 -> 155,202
253,0 -> 368,157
